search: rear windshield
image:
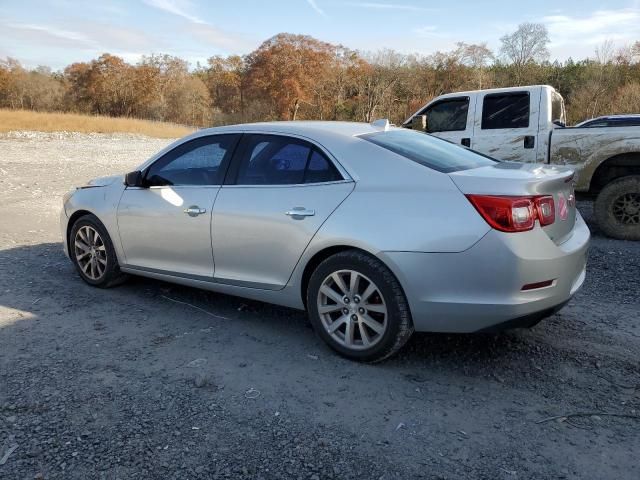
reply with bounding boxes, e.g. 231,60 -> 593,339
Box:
359,129 -> 497,173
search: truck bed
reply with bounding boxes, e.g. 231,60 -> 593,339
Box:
550,125 -> 640,192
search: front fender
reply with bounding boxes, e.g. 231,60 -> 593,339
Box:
63,182 -> 126,263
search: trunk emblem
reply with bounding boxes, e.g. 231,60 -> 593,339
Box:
558,193 -> 568,220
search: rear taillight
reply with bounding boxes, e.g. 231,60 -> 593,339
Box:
534,196 -> 555,226
466,195 -> 556,233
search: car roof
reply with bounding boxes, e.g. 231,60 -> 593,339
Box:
196,121 -> 384,138
137,121 -> 393,171
590,114 -> 640,120
575,114 -> 640,126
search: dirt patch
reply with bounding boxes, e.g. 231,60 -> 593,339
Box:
1,132 -> 639,479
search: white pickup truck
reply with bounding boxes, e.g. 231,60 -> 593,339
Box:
404,85 -> 640,240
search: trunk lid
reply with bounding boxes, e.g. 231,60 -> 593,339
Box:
449,162 -> 577,244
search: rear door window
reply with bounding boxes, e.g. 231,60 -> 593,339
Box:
481,92 -> 530,129
233,134 -> 342,185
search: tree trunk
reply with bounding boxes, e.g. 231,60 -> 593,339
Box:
292,98 -> 300,121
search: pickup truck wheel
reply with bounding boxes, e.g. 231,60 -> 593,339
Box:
594,175 -> 640,240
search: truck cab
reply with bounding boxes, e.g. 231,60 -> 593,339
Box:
403,85 -> 565,164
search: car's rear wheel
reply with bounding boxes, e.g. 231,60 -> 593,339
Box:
594,175 -> 640,240
70,214 -> 127,287
307,250 -> 413,362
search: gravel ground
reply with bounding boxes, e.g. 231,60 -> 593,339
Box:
0,132 -> 639,480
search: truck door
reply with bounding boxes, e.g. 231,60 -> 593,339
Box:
471,89 -> 541,163
419,96 -> 475,148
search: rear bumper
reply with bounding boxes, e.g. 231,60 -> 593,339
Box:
477,300 -> 569,332
381,212 -> 590,333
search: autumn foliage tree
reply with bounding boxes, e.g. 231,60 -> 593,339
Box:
1,27 -> 640,128
245,34 -> 337,120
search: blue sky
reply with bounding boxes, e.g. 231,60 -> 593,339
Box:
1,0 -> 640,69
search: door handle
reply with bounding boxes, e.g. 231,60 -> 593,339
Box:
524,136 -> 535,149
184,206 -> 206,217
285,207 -> 315,218
461,138 -> 471,147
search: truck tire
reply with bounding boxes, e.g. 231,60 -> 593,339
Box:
594,175 -> 640,240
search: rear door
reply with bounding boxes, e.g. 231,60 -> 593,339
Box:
471,89 -> 541,163
211,133 -> 354,290
419,96 -> 475,148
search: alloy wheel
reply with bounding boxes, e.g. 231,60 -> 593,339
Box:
74,225 -> 107,280
612,192 -> 640,225
317,270 -> 388,350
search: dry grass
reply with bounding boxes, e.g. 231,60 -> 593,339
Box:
0,109 -> 195,138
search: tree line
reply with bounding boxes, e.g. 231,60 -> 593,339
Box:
1,23 -> 640,128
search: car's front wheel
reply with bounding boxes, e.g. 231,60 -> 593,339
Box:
307,250 -> 413,362
70,214 -> 127,287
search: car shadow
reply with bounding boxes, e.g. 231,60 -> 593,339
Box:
0,241 -> 568,375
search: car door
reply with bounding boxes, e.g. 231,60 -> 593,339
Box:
418,96 -> 474,147
471,89 -> 541,163
211,133 -> 354,290
117,134 -> 240,278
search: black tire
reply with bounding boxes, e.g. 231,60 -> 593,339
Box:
69,214 -> 127,288
307,250 -> 413,362
594,175 -> 640,241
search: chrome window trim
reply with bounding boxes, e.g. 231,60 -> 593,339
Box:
219,179 -> 353,190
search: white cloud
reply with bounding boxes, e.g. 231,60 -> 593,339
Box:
142,0 -> 205,24
348,2 -> 434,12
542,8 -> 640,41
189,23 -> 256,52
2,22 -> 95,47
538,8 -> 640,60
141,0 -> 255,52
413,25 -> 439,37
543,8 -> 640,50
306,0 -> 327,17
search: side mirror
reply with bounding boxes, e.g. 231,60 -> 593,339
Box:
124,170 -> 145,187
411,115 -> 428,132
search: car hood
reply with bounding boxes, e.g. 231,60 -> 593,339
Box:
81,174 -> 123,188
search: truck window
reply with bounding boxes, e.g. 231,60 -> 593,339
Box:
481,92 -> 530,129
422,97 -> 469,133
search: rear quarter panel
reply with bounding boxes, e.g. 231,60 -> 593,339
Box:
299,141 -> 490,255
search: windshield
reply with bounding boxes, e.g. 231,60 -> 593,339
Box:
551,91 -> 566,126
359,129 -> 497,173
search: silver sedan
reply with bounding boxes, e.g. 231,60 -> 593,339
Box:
61,121 -> 590,361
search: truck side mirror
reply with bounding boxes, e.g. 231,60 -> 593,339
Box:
411,115 -> 428,132
124,170 -> 145,187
